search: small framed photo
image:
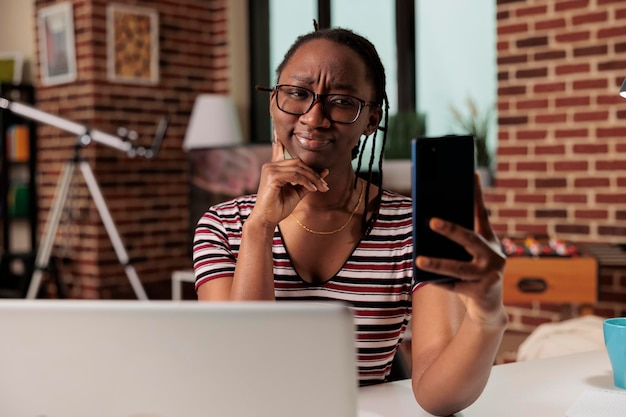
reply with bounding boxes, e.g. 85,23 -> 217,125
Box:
37,2 -> 77,86
0,52 -> 24,84
107,4 -> 159,85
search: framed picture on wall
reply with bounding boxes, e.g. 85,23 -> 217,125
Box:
107,4 -> 159,85
37,2 -> 77,86
0,52 -> 24,84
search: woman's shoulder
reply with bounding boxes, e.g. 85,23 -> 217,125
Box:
380,189 -> 412,206
209,194 -> 258,213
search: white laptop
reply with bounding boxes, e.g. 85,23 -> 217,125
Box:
0,300 -> 358,417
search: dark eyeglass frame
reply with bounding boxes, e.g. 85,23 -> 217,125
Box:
256,84 -> 377,124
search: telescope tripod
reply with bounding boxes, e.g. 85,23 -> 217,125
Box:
26,144 -> 148,300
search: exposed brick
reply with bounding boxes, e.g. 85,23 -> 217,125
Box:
574,45 -> 609,57
515,223 -> 549,235
615,41 -> 626,52
555,63 -> 591,75
535,18 -> 567,31
572,78 -> 608,90
574,177 -> 610,187
31,0 -> 229,298
498,146 -> 528,155
598,225 -> 626,236
535,209 -> 567,218
555,128 -> 589,138
574,209 -> 609,219
515,68 -> 548,79
596,194 -> 626,204
554,224 -> 591,234
514,193 -> 547,203
499,54 -> 528,65
518,161 -> 548,171
534,82 -> 566,93
572,11 -> 609,25
555,31 -> 591,43
495,178 -> 529,188
517,36 -> 549,48
596,160 -> 626,170
573,111 -> 610,122
597,127 -> 626,137
517,5 -> 548,17
498,23 -> 529,35
555,0 -> 590,12
484,192 -> 507,203
555,96 -> 591,107
535,113 -> 567,124
598,60 -> 626,71
499,86 -> 527,96
572,144 -> 609,154
598,26 -> 626,39
517,99 -> 549,110
536,178 -> 567,188
498,209 -> 529,218
553,194 -> 587,203
499,115 -> 529,125
535,50 -> 567,61
517,130 -> 548,140
596,93 -> 624,106
535,144 -> 566,154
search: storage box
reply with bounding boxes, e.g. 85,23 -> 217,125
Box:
503,256 -> 598,304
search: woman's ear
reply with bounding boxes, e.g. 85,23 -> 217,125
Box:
364,106 -> 383,136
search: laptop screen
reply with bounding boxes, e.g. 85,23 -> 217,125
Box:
0,300 -> 358,417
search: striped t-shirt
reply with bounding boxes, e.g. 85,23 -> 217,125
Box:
193,190 -> 417,384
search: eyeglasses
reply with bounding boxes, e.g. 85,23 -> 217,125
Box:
257,84 -> 375,124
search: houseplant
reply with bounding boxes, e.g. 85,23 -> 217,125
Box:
450,98 -> 494,185
384,110 -> 427,159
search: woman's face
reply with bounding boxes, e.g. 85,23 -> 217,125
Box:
270,38 -> 382,173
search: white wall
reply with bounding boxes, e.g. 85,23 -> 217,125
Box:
0,0 -> 36,83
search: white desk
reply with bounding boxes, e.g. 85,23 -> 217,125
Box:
358,349 -> 621,417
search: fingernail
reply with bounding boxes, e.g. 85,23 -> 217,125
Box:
431,218 -> 443,230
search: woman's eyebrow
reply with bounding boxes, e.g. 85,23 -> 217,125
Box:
287,76 -> 359,93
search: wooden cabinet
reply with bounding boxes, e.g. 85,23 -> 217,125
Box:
503,256 -> 598,304
0,83 -> 37,297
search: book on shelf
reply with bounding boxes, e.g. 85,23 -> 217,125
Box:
5,124 -> 30,162
8,182 -> 28,217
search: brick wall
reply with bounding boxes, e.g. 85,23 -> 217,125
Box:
493,0 -> 626,331
34,0 -> 230,298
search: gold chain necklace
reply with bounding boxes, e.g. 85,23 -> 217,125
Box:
290,180 -> 364,235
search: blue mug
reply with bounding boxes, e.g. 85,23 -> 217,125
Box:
604,317 -> 626,389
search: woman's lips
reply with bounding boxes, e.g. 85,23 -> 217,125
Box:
295,133 -> 331,150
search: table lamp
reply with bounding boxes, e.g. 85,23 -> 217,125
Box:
183,94 -> 243,151
620,77 -> 626,99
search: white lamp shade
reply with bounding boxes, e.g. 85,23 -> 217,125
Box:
183,94 -> 243,151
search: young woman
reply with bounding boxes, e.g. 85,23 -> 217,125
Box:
193,26 -> 507,416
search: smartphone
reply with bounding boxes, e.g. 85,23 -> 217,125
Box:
411,135 -> 475,284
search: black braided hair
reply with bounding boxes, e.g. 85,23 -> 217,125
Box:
275,27 -> 390,236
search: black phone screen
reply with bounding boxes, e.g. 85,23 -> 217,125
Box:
411,135 -> 475,284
